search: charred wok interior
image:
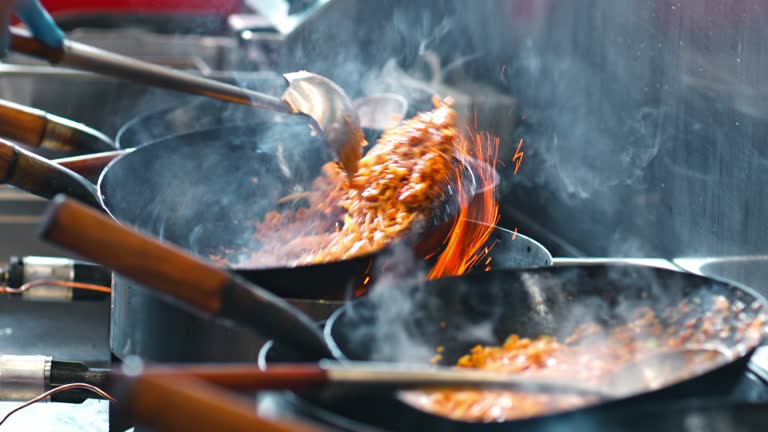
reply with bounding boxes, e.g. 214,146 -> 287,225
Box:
5,1 -> 768,431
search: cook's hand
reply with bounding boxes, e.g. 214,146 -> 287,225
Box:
0,0 -> 64,58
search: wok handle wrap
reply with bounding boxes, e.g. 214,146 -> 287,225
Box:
0,138 -> 100,207
0,99 -> 115,154
117,374 -> 327,432
117,364 -> 329,392
54,150 -> 127,179
39,196 -> 231,314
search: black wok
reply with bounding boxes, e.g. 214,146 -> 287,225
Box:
261,264 -> 767,432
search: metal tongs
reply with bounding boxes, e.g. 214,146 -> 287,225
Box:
9,28 -> 363,176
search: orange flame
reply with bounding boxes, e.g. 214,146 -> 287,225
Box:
427,128 -> 501,279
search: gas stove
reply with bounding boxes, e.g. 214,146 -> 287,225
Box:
4,2 -> 768,430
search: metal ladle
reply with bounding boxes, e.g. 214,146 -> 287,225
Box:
9,28 -> 363,176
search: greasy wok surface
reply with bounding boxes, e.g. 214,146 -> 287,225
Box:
311,265 -> 767,431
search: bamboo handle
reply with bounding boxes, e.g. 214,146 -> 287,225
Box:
122,364 -> 328,392
39,195 -> 231,314
0,138 -> 100,206
122,375 -> 327,432
54,150 -> 127,179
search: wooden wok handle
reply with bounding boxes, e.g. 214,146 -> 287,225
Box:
0,138 -> 100,207
119,364 -> 329,392
54,149 -> 128,179
0,99 -> 115,154
120,374 -> 327,432
39,195 -> 231,314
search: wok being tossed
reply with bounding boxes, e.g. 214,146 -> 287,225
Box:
222,96 -> 470,269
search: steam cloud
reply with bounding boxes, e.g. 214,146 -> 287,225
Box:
503,51 -> 663,205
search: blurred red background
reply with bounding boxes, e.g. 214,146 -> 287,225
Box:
33,0 -> 241,17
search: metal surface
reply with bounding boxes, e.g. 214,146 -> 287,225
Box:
0,301 -> 110,366
0,355 -> 51,402
673,256 -> 768,290
482,224 -> 553,268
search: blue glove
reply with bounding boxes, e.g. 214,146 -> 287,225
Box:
1,0 -> 65,57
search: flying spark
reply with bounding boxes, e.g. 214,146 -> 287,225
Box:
511,227 -> 518,240
513,138 -> 524,175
